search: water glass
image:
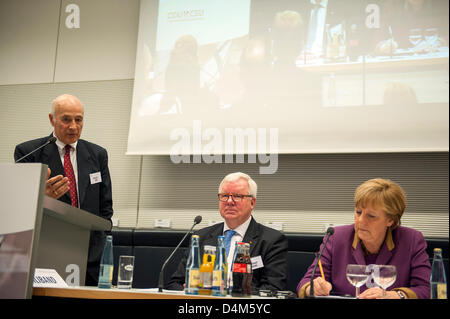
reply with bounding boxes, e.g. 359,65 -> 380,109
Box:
345,264 -> 370,298
424,28 -> 438,44
117,255 -> 135,289
372,265 -> 396,298
408,28 -> 422,48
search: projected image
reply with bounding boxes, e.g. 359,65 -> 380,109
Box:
250,0 -> 449,107
127,0 -> 449,155
138,0 -> 251,117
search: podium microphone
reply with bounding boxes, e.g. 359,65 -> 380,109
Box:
158,215 -> 202,292
309,226 -> 334,298
15,136 -> 57,163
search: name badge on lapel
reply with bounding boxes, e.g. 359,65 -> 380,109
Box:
90,171 -> 102,184
251,255 -> 264,270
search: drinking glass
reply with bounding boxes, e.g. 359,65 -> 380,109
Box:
424,28 -> 439,52
372,265 -> 397,298
408,28 -> 422,48
424,28 -> 438,45
346,264 -> 370,298
117,255 -> 135,289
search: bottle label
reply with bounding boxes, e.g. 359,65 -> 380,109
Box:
200,271 -> 213,289
108,265 -> 113,282
437,283 -> 447,299
187,269 -> 200,288
98,264 -> 113,287
212,270 -> 222,287
233,263 -> 247,273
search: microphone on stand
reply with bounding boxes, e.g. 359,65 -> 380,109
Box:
309,226 -> 334,298
15,136 -> 57,163
158,215 -> 202,292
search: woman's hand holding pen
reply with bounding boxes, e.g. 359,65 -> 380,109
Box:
307,277 -> 332,297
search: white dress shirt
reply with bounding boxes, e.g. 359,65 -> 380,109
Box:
223,215 -> 252,286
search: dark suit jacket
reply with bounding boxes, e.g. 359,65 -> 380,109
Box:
14,135 -> 113,280
166,217 -> 288,293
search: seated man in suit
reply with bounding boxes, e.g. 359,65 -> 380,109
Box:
14,94 -> 114,286
166,172 -> 288,294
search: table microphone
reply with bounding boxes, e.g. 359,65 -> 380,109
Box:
158,215 -> 202,292
309,226 -> 334,298
15,136 -> 57,163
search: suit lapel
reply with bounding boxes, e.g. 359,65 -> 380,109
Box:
42,139 -> 65,176
243,217 -> 259,256
75,140 -> 92,207
351,229 -> 394,265
200,224 -> 223,257
205,224 -> 224,245
352,241 -> 367,265
351,233 -> 367,265
375,245 -> 393,265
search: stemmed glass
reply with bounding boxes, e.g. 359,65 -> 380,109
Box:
424,28 -> 439,52
372,265 -> 397,298
409,28 -> 422,48
346,264 -> 370,298
424,28 -> 438,45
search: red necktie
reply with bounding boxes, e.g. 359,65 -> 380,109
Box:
64,145 -> 78,207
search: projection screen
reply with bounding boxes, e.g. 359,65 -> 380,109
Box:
127,0 -> 449,156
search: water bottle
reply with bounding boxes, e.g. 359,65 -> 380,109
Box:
98,235 -> 114,289
430,248 -> 447,299
212,236 -> 228,296
185,235 -> 201,295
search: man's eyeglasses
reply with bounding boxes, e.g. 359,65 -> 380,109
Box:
218,194 -> 253,202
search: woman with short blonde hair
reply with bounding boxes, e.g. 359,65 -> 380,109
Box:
297,178 -> 431,299
354,178 -> 406,230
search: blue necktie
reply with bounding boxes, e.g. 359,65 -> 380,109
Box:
224,230 -> 236,256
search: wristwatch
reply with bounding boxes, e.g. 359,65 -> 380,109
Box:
396,290 -> 406,299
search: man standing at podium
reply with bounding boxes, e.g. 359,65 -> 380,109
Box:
14,94 -> 114,286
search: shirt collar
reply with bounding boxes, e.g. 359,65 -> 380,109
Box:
53,133 -> 78,151
223,215 -> 252,238
352,227 -> 395,252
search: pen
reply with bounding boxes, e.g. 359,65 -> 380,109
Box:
318,259 -> 325,280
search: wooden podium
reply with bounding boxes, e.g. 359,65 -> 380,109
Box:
0,163 -> 111,298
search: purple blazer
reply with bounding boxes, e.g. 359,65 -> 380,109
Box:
297,224 -> 431,298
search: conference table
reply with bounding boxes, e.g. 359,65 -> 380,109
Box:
296,48 -> 449,107
30,286 -> 445,318
32,286 -> 285,318
32,286 -> 273,299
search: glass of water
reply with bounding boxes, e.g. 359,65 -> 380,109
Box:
424,28 -> 438,44
117,255 -> 135,289
372,265 -> 397,298
346,264 -> 370,298
408,28 -> 422,48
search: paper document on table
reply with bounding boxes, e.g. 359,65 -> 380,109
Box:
312,295 -> 356,299
137,288 -> 186,294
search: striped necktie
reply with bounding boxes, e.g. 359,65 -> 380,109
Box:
64,145 -> 78,207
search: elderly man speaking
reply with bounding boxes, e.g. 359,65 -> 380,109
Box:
14,94 -> 114,286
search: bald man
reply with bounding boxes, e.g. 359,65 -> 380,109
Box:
14,94 -> 114,286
